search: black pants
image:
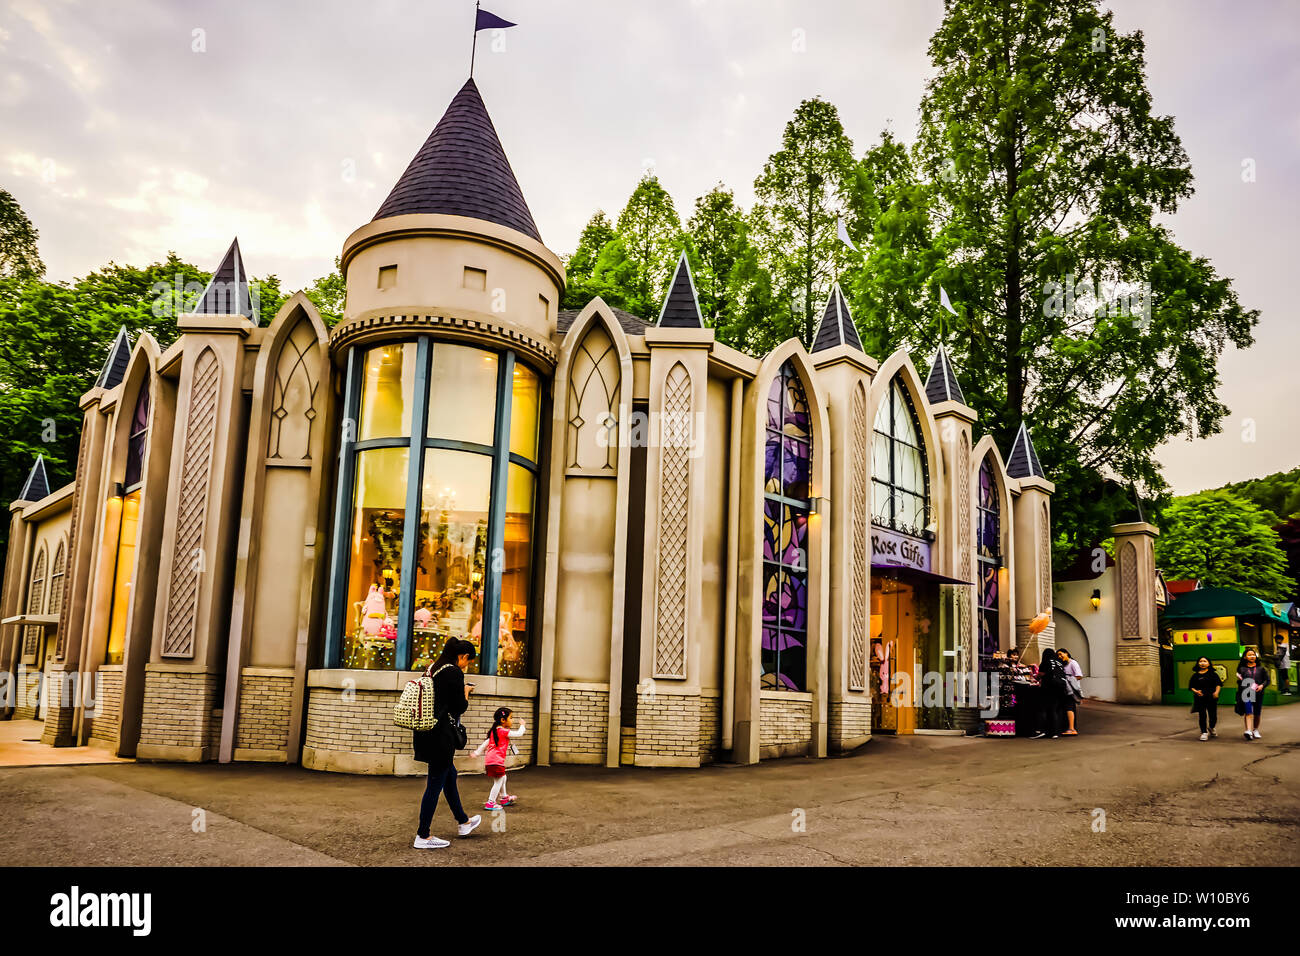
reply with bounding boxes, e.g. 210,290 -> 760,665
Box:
417,758 -> 468,838
1038,693 -> 1063,737
1197,701 -> 1218,733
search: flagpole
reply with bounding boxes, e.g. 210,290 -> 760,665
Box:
470,1 -> 480,78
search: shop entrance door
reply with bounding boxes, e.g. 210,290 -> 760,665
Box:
871,577 -> 917,734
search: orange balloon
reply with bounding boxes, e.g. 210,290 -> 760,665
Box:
1028,611 -> 1051,635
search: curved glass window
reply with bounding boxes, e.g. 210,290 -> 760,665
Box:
977,457 -> 1002,666
761,361 -> 811,692
871,377 -> 930,537
329,339 -> 543,675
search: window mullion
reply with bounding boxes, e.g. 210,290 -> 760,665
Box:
395,337 -> 432,672
325,348 -> 362,668
482,351 -> 514,676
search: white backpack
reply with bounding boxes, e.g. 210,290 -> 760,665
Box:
393,664 -> 454,731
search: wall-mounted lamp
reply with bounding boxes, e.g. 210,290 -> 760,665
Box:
113,481 -> 126,499
1090,588 -> 1102,611
809,496 -> 826,515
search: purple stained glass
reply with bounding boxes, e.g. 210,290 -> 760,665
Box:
981,564 -> 999,609
124,380 -> 151,489
761,360 -> 812,692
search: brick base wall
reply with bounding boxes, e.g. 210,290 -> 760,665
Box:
698,692 -> 720,764
1117,640 -> 1160,666
12,665 -> 41,720
235,672 -> 294,754
302,684 -> 537,775
549,684 -> 609,764
760,693 -> 812,758
635,691 -> 700,767
136,668 -> 220,760
89,668 -> 124,746
828,696 -> 871,752
39,670 -> 77,746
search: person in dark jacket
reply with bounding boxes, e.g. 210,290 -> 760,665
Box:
1032,648 -> 1068,739
1235,648 -> 1270,741
1188,656 -> 1222,740
413,638 -> 482,849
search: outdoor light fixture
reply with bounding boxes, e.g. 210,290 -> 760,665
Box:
809,496 -> 826,515
1091,588 -> 1102,610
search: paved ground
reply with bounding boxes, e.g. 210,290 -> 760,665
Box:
0,719 -> 131,767
1,700 -> 1297,866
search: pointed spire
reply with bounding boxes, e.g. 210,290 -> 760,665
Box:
811,283 -> 863,353
1006,422 -> 1046,479
924,344 -> 966,405
195,238 -> 254,322
18,454 -> 50,502
96,326 -> 132,389
657,251 -> 704,328
373,78 -> 541,242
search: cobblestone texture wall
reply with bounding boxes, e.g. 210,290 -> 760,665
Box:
89,668 -> 123,745
760,694 -> 812,753
828,697 -> 871,751
235,673 -> 294,752
137,669 -> 220,751
1116,641 -> 1160,667
549,686 -> 608,762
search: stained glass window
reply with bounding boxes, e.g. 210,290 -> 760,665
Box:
761,361 -> 811,691
124,381 -> 150,490
977,457 -> 1001,664
871,378 -> 930,537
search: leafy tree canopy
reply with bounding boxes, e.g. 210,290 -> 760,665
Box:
0,187 -> 44,280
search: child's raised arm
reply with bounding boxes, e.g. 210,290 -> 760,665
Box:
471,737 -> 489,757
507,720 -> 527,738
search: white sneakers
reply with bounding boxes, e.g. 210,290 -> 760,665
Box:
413,813 -> 483,848
1199,732 -> 1208,741
1253,729 -> 1262,739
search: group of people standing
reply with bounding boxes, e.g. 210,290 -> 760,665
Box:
1188,647 -> 1271,742
999,646 -> 1084,738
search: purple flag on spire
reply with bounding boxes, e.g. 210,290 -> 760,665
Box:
475,8 -> 516,31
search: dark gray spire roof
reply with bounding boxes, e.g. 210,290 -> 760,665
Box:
924,344 -> 966,405
373,79 -> 541,243
19,454 -> 50,502
657,252 -> 704,328
96,326 -> 131,389
1006,422 -> 1046,479
195,238 -> 254,322
811,284 -> 863,352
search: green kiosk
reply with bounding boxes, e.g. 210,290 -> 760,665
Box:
1161,587 -> 1290,706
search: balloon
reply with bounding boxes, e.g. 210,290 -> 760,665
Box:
1028,611 -> 1051,635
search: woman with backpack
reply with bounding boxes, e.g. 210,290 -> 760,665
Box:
412,638 -> 482,849
1235,647 -> 1271,741
1032,647 -> 1068,739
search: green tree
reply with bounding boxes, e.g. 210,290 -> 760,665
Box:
561,211 -> 617,310
851,0 -> 1258,562
685,184 -> 750,331
0,187 -> 44,280
610,175 -> 683,318
749,97 -> 857,348
1154,491 -> 1295,601
304,256 -> 346,327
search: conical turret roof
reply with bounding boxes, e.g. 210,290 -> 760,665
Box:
18,454 -> 50,502
657,252 -> 704,328
96,326 -> 131,389
373,79 -> 541,243
811,284 -> 863,353
924,344 -> 966,405
195,238 -> 254,321
1006,422 -> 1046,479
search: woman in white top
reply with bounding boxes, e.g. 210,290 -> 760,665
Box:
1057,647 -> 1084,735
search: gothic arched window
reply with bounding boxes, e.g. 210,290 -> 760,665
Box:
871,377 -> 930,537
124,380 -> 151,489
761,361 -> 812,691
977,457 -> 1002,664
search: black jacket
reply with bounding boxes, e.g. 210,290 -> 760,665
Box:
412,664 -> 468,765
1188,667 -> 1222,712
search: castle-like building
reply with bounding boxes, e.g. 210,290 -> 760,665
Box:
1,79 -> 1088,772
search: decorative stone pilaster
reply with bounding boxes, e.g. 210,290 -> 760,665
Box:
1112,521 -> 1162,703
932,398 -> 979,713
1012,475 -> 1057,660
635,325 -> 712,767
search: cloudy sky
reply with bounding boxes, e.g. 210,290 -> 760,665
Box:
2,0 -> 1296,496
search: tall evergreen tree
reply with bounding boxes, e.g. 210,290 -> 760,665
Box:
0,187 -> 44,280
685,185 -> 749,330
750,98 -> 857,348
608,175 -> 683,318
852,0 -> 1258,561
561,211 -> 617,310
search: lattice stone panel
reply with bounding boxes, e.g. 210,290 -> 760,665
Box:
163,348 -> 220,658
849,385 -> 868,691
1039,502 -> 1052,611
1119,540 -> 1139,638
958,440 -> 974,680
653,362 -> 691,678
